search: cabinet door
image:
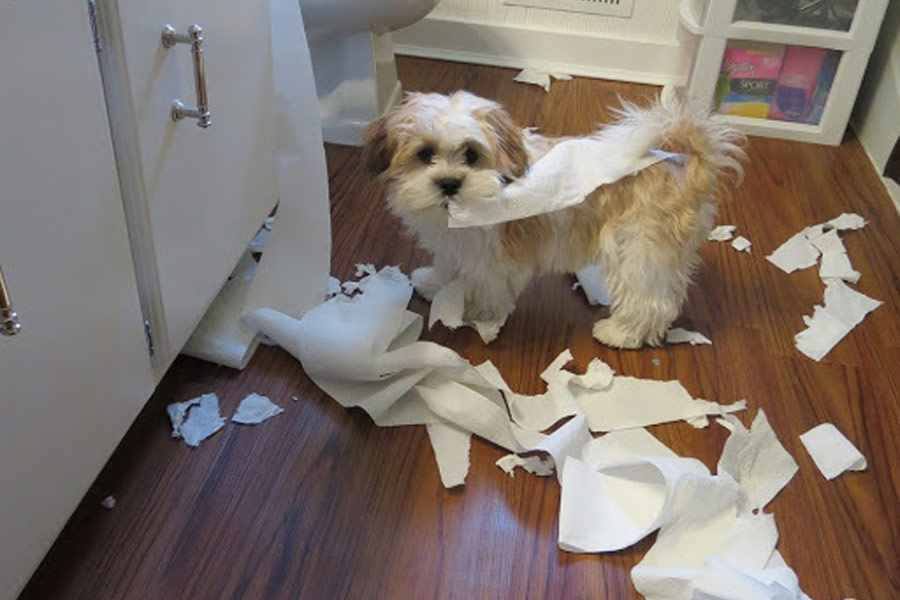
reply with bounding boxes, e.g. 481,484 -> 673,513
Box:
106,0 -> 276,369
0,2 -> 156,597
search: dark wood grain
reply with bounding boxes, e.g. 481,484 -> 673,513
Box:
21,56 -> 900,600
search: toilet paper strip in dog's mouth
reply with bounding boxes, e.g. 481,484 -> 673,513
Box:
446,136 -> 684,228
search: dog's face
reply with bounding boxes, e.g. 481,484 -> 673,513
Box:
362,91 -> 529,217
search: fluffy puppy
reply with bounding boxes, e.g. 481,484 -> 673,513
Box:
362,91 -> 744,348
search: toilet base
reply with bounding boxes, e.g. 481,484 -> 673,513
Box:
309,31 -> 405,146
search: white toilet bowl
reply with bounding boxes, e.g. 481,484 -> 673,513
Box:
299,0 -> 439,146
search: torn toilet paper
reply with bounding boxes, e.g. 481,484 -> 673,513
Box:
447,136 -> 681,228
708,225 -> 736,241
794,279 -> 882,361
232,393 -> 284,425
513,67 -> 572,92
799,423 -> 866,480
167,393 -> 226,448
101,496 -> 116,510
731,236 -> 752,253
666,328 -> 712,345
766,212 -> 867,275
575,264 -> 613,306
496,453 -> 555,477
181,0 -> 331,369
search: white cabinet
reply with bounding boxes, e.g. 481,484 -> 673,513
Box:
97,0 -> 277,375
679,0 -> 890,144
0,2 -> 156,598
0,0 -> 281,596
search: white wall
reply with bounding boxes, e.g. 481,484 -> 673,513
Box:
428,0 -> 680,42
852,0 -> 900,210
393,0 -> 688,85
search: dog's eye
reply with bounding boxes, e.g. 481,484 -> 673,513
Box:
417,147 -> 435,164
464,147 -> 479,165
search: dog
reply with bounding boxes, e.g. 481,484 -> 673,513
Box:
362,90 -> 744,348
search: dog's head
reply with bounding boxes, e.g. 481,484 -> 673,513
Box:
362,91 -> 529,217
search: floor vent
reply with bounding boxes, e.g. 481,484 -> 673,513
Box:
504,0 -> 635,18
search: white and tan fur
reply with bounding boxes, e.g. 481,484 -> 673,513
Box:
362,91 -> 744,348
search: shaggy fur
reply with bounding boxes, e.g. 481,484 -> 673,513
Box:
362,91 -> 744,348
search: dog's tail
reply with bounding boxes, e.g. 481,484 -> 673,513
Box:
608,91 -> 746,198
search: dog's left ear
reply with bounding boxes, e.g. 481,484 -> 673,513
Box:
481,107 -> 529,178
361,115 -> 394,177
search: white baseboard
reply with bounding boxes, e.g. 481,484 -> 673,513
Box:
393,15 -> 688,86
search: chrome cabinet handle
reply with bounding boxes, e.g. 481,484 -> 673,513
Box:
162,24 -> 211,128
0,264 -> 22,336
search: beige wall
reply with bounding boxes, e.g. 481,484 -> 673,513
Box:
853,0 -> 900,209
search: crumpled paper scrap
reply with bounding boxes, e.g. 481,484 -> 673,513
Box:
799,423 -> 866,479
666,327 -> 712,345
513,67 -> 572,92
574,263 -> 613,306
731,236 -> 752,253
245,266 -> 591,488
428,276 -> 506,344
716,410 -> 798,513
447,133 -> 679,228
232,393 -> 284,424
167,393 -> 226,448
708,225 -> 736,241
496,453 -> 555,477
794,279 -> 882,361
766,212 -> 867,275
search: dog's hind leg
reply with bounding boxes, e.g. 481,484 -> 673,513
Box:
591,222 -> 699,349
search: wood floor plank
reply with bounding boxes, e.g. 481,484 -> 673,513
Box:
21,56 -> 900,600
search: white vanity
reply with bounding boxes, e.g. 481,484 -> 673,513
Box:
0,0 -> 326,596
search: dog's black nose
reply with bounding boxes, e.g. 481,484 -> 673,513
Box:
437,178 -> 462,197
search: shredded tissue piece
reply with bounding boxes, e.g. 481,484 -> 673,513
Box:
766,212 -> 867,275
166,393 -> 226,448
241,265 -> 825,599
513,67 -> 571,92
496,454 -> 555,477
666,327 -> 712,345
794,279 -> 882,361
575,263 -> 613,306
327,276 -> 343,298
799,423 -> 866,480
447,137 -> 681,228
101,496 -> 116,510
708,225 -> 736,241
731,236 -> 752,253
232,393 -> 284,424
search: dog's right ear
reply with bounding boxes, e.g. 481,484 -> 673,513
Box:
362,115 -> 393,177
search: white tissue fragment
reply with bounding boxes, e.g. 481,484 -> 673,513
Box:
513,67 -> 571,91
809,229 -> 860,283
799,423 -> 866,479
575,264 -> 613,306
717,410 -> 798,512
428,277 -> 465,330
496,453 -> 555,477
708,225 -> 736,241
327,276 -> 343,298
666,327 -> 712,345
448,136 -> 677,228
731,236 -> 752,253
766,212 -> 867,275
794,279 -> 882,361
167,393 -> 226,448
232,393 -> 284,424
101,496 -> 116,510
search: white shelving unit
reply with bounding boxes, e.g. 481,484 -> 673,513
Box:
678,0 -> 889,145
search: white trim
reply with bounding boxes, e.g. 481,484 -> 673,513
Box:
393,15 -> 688,85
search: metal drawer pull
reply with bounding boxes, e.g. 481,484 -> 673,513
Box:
162,24 -> 211,128
0,265 -> 21,336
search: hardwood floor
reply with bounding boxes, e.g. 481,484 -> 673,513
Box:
21,57 -> 899,600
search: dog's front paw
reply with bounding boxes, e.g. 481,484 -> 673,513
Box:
411,267 -> 442,301
592,319 -> 645,349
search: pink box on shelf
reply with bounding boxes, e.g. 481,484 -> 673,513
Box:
769,46 -> 829,122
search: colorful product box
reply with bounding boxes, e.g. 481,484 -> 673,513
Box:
770,46 -> 829,122
716,41 -> 786,119
804,50 -> 841,125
